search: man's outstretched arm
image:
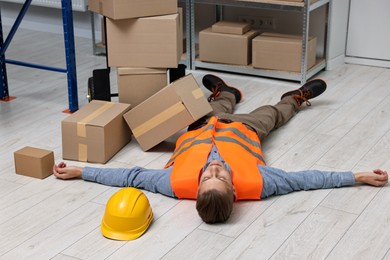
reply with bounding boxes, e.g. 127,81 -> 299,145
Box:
53,162 -> 176,198
259,166 -> 388,199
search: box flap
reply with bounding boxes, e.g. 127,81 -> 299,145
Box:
15,146 -> 52,159
172,74 -> 212,120
62,100 -> 109,123
63,100 -> 130,133
118,67 -> 167,76
87,102 -> 131,127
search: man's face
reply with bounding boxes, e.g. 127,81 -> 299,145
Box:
198,160 -> 234,195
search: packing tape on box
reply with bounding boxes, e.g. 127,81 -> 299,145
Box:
132,102 -> 185,138
192,88 -> 204,99
76,102 -> 114,161
77,102 -> 115,138
78,144 -> 88,162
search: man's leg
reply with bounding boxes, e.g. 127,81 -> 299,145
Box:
218,78 -> 327,141
218,96 -> 299,141
246,96 -> 299,140
188,75 -> 241,131
188,91 -> 237,131
208,91 -> 236,115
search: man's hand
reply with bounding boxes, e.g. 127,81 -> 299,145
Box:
354,169 -> 388,187
53,162 -> 83,180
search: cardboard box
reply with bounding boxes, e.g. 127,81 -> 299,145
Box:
14,146 -> 54,179
212,21 -> 251,35
62,100 -> 131,163
199,27 -> 259,65
123,74 -> 212,151
107,13 -> 183,68
117,68 -> 168,107
252,33 -> 317,72
88,0 -> 177,20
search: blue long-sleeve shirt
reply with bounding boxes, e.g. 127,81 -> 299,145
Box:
82,146 -> 355,199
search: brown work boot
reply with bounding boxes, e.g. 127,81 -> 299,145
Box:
281,79 -> 327,106
202,74 -> 242,103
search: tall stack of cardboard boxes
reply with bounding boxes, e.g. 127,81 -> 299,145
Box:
60,0 -> 212,164
89,0 -> 181,107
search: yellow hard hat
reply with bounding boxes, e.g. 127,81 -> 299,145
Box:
101,187 -> 153,240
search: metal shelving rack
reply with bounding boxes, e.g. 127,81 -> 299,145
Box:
0,0 -> 78,112
182,0 -> 192,69
189,0 -> 331,84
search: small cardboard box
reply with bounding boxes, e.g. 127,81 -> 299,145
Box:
211,21 -> 251,35
123,74 -> 212,151
107,13 -> 183,68
62,100 -> 131,163
88,0 -> 177,20
199,27 -> 259,65
252,33 -> 317,72
14,146 -> 54,179
117,68 -> 168,107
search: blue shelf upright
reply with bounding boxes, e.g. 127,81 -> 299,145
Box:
61,0 -> 78,112
0,0 -> 79,112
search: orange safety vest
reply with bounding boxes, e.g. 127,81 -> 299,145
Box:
165,116 -> 265,200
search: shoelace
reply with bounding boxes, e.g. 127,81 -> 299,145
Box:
294,89 -> 312,106
207,82 -> 223,102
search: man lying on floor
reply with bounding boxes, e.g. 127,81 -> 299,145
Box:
53,74 -> 389,224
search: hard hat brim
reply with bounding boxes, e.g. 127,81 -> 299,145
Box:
101,211 -> 153,241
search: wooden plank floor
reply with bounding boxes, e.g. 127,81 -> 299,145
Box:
1,27 -> 389,260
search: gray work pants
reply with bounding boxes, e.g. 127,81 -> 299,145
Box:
203,92 -> 300,142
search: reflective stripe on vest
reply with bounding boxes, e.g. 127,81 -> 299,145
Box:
166,116 -> 265,200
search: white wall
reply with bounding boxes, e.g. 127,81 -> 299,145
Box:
345,0 -> 390,68
326,0 -> 349,70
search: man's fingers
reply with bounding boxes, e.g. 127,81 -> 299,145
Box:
373,171 -> 388,186
53,163 -> 68,179
373,169 -> 388,176
58,162 -> 66,168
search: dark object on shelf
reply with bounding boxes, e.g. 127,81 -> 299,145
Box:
87,68 -> 118,102
169,64 -> 187,83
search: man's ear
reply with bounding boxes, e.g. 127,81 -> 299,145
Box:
232,185 -> 237,201
196,183 -> 202,197
198,170 -> 203,184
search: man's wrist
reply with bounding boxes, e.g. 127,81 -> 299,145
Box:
354,172 -> 363,183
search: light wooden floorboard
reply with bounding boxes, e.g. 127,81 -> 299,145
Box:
1,27 -> 390,260
162,229 -> 234,260
216,190 -> 331,260
326,187 -> 390,260
270,206 -> 357,260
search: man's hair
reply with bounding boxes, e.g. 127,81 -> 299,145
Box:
196,189 -> 234,224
